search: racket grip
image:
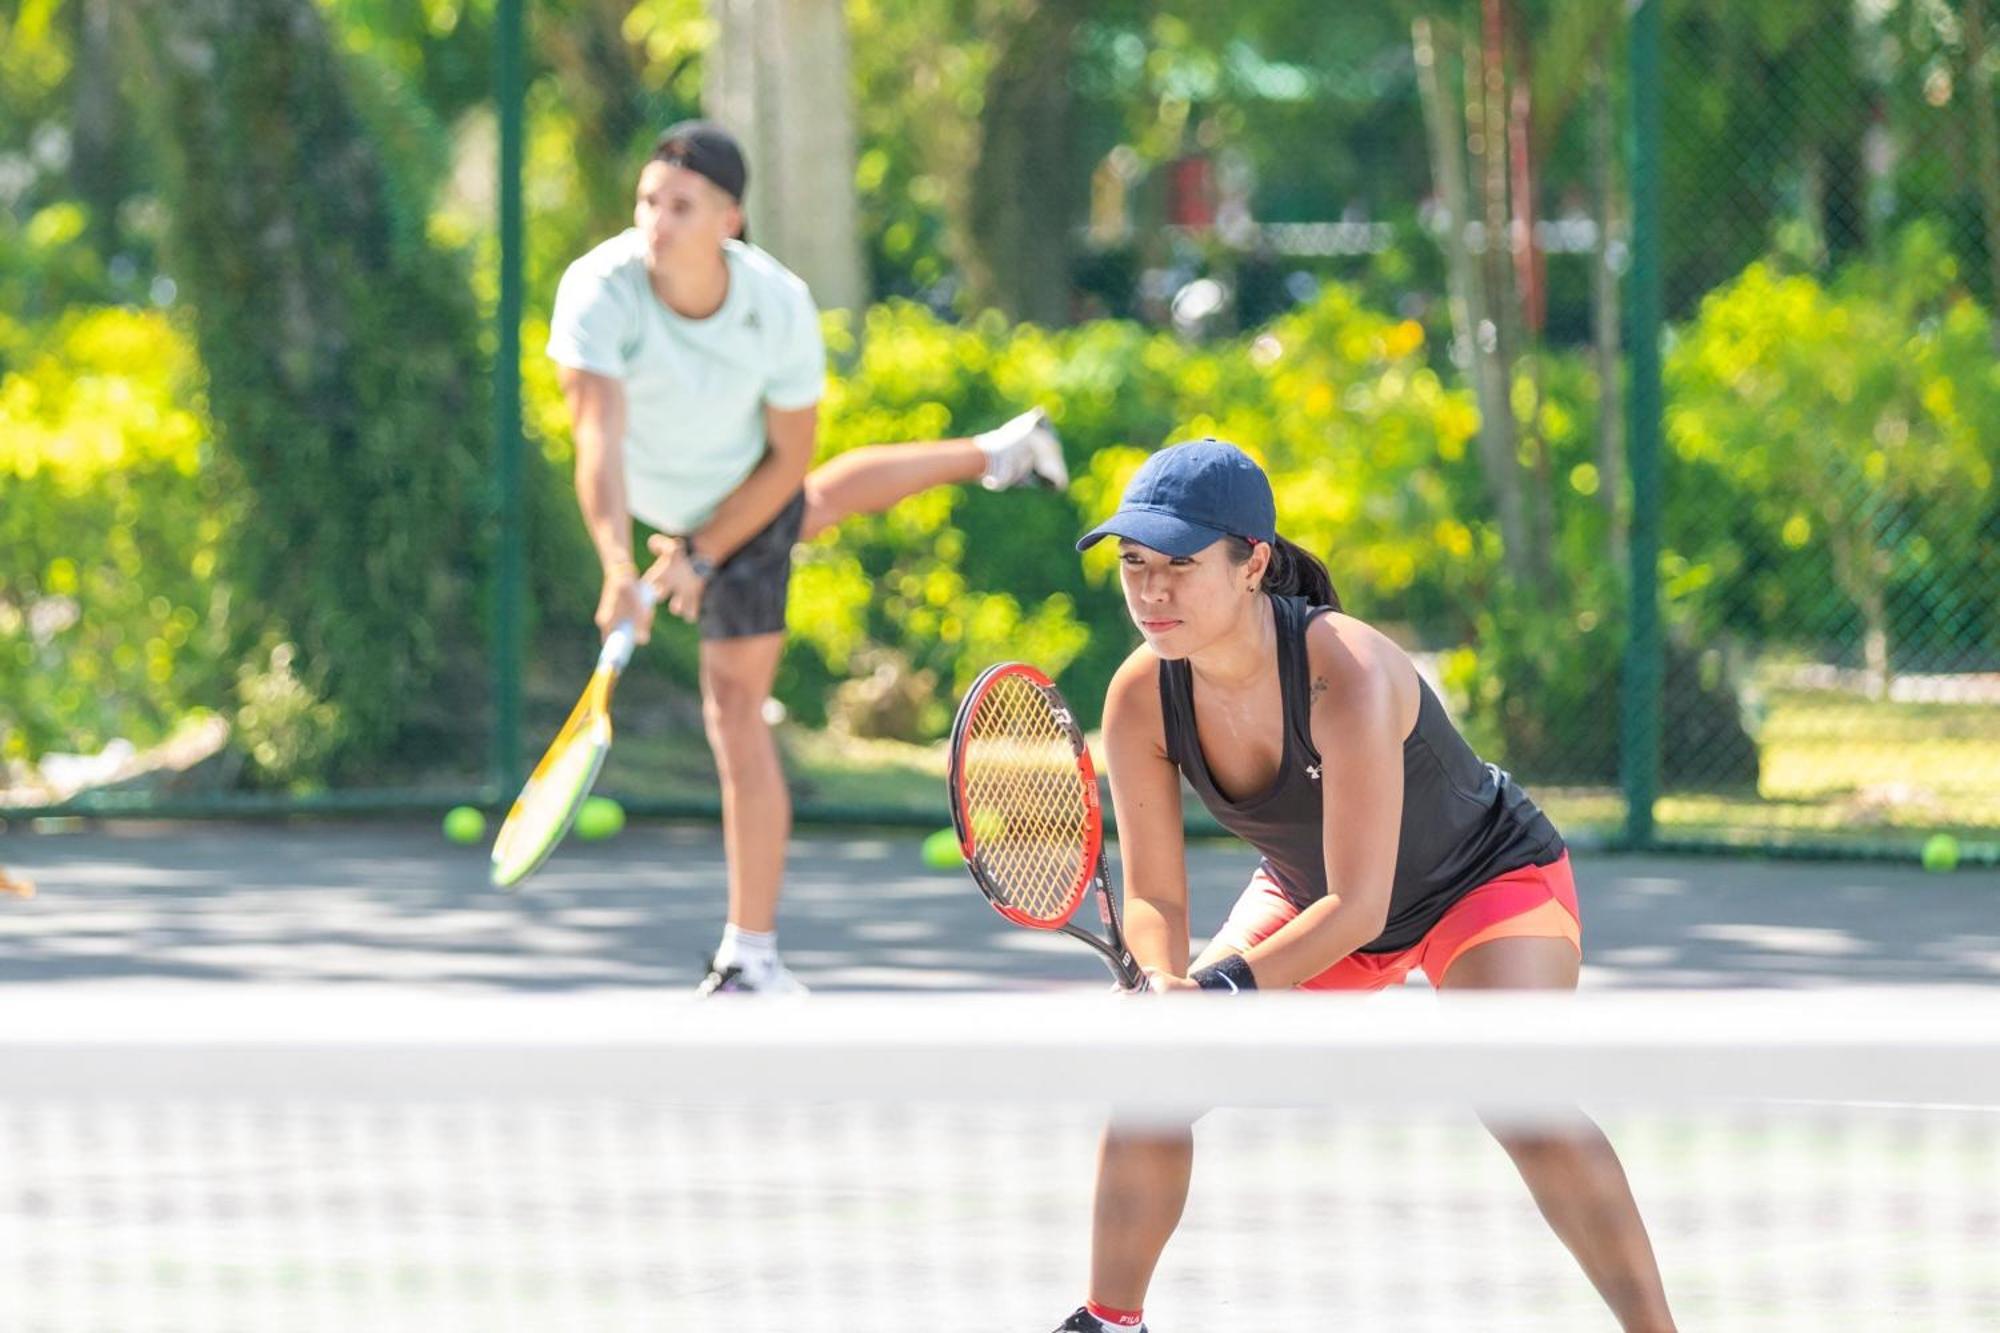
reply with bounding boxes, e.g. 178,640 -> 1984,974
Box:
600,581 -> 660,670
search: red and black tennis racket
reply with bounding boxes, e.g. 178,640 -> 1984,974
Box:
948,662 -> 1144,991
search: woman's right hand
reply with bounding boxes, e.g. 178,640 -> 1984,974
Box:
596,563 -> 654,644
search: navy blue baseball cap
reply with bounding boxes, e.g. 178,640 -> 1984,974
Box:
1076,438 -> 1277,557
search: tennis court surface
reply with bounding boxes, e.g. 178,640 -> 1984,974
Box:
5,821 -> 1997,994
3,823 -> 1998,1330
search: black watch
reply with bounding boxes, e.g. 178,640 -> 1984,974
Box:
683,542 -> 716,580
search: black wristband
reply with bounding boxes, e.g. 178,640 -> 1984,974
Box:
1191,954 -> 1258,993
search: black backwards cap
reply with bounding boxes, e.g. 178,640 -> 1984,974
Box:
652,120 -> 748,202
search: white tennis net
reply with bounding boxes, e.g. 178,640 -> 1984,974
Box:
4,988 -> 1998,1331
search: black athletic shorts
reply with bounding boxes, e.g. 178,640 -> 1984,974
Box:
686,488 -> 804,641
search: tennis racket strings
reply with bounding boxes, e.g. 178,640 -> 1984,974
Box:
954,671 -> 1096,925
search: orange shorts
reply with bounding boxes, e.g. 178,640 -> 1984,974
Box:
1209,852 -> 1581,991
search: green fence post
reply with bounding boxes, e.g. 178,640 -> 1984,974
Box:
1621,0 -> 1664,848
492,0 -> 526,800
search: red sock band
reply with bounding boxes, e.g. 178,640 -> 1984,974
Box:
1085,1299 -> 1145,1329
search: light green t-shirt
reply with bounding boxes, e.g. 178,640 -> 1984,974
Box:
546,233 -> 826,533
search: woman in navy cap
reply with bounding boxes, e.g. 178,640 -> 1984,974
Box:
1047,439 -> 1675,1333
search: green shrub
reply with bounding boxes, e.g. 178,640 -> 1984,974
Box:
1439,343 -> 1766,790
521,286 -> 1502,739
1426,347 -> 1637,787
0,308 -> 237,766
1666,225 -> 2000,672
1449,590 -> 1760,791
45,240 -> 1982,796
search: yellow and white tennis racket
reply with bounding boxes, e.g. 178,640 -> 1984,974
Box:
490,584 -> 655,889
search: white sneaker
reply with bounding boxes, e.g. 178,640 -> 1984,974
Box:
976,409 -> 1069,492
696,956 -> 811,997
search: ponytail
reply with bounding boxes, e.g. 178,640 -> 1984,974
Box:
1266,534 -> 1340,610
1223,534 -> 1340,610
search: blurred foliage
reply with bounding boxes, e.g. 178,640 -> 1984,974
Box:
0,201 -> 107,357
3,0 -> 1995,840
513,284 -> 1506,739
0,2 -> 102,329
517,0 -> 709,304
1666,224 -> 2000,675
125,0 -> 491,785
1074,7 -> 1433,223
233,639 -> 346,788
20,248 -> 1991,786
0,308 -> 236,767
1662,0 -> 2000,312
1452,224 -> 2000,787
847,0 -> 997,302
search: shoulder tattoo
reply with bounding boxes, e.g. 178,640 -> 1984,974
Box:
1308,674 -> 1329,707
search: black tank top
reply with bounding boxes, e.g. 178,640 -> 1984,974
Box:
1159,595 -> 1565,953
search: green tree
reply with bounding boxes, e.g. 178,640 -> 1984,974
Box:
965,0 -> 1089,323
1666,225 -> 1999,695
125,0 -> 491,780
1410,0 -> 1627,606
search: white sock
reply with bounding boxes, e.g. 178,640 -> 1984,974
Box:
713,924 -> 776,974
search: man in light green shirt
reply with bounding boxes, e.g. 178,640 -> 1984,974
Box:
548,121 -> 1063,994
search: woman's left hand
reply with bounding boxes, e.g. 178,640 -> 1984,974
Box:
1141,968 -> 1200,993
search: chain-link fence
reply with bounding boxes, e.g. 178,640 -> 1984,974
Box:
1334,3 -> 1997,861
1642,1 -> 2000,852
3,1 -> 1991,862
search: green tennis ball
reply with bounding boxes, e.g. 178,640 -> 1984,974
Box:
921,827 -> 964,870
1922,833 -> 1960,874
442,805 -> 486,845
575,795 -> 625,841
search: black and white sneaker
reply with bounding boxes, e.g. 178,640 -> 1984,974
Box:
977,409 -> 1069,491
695,957 -> 809,997
1051,1308 -> 1146,1333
